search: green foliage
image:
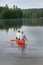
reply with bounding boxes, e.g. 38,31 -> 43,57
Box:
0,4 -> 43,26
0,4 -> 22,19
0,4 -> 43,19
22,9 -> 43,18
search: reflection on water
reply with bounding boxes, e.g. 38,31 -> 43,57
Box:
0,19 -> 23,30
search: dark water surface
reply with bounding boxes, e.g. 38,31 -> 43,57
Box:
0,26 -> 43,65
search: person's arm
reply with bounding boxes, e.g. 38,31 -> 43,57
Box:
24,35 -> 27,41
16,33 -> 18,39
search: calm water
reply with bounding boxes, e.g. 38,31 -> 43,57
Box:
0,26 -> 43,65
0,26 -> 43,53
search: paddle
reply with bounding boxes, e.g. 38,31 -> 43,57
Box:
10,40 -> 16,42
0,40 -> 16,42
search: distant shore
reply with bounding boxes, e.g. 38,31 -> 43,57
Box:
0,5 -> 43,19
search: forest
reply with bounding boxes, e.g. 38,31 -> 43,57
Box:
22,9 -> 43,18
0,4 -> 43,27
0,4 -> 22,19
0,4 -> 43,19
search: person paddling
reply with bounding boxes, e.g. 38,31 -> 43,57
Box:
16,30 -> 21,40
20,31 -> 27,41
16,30 -> 27,46
20,31 -> 27,45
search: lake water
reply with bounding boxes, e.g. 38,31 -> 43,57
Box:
0,26 -> 43,65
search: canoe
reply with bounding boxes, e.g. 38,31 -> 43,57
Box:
16,40 -> 25,46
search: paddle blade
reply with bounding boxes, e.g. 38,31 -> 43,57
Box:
10,40 -> 16,42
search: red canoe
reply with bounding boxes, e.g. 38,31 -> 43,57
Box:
16,40 -> 25,46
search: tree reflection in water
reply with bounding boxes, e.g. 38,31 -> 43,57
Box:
0,19 -> 23,31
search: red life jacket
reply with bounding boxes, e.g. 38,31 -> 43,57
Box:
16,39 -> 25,46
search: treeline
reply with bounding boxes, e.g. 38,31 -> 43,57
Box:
22,9 -> 43,18
0,4 -> 43,19
0,4 -> 22,19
